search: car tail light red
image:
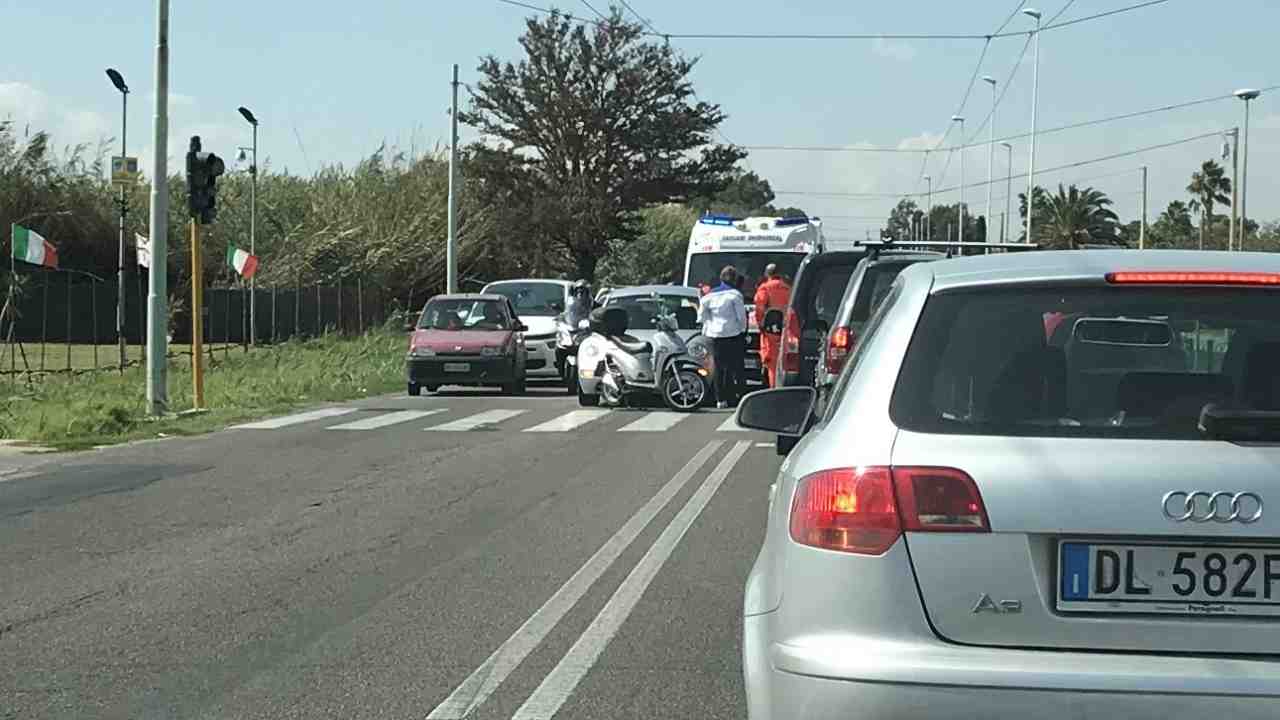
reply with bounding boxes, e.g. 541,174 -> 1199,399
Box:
1105,271 -> 1280,286
892,466 -> 990,532
781,307 -> 801,373
790,466 -> 988,555
824,325 -> 857,376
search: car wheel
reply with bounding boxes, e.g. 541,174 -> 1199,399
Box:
577,384 -> 599,407
425,384 -> 439,394
408,382 -> 421,397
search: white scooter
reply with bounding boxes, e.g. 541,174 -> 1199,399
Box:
576,300 -> 707,412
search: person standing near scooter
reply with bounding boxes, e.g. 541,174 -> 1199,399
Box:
753,264 -> 791,388
698,266 -> 748,409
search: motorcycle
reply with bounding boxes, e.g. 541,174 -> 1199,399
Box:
555,314 -> 592,395
576,299 -> 708,412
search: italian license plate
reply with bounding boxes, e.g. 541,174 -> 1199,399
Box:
1058,541 -> 1280,617
443,362 -> 470,373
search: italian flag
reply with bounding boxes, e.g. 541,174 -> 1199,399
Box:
226,245 -> 259,279
11,225 -> 58,269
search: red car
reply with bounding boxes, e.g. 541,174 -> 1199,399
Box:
406,293 -> 529,395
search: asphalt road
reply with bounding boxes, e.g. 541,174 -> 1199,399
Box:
0,380 -> 781,719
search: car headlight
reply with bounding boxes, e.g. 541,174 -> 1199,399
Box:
481,346 -> 500,357
410,346 -> 436,358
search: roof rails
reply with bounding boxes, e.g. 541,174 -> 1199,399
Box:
853,239 -> 1041,260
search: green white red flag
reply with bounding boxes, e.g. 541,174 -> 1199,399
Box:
10,224 -> 58,268
226,244 -> 258,279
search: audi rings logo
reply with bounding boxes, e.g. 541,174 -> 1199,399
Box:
1162,491 -> 1264,524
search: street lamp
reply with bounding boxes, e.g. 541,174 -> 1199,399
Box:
982,76 -> 997,248
924,174 -> 932,242
237,106 -> 258,345
1024,8 -> 1042,246
952,115 -> 965,244
1000,142 -> 1013,242
106,68 -> 129,371
1234,88 -> 1261,249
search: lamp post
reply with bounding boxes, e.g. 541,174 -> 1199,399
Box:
924,174 -> 932,242
982,76 -> 997,248
237,106 -> 258,345
1234,89 -> 1261,249
106,68 -> 129,371
952,116 -> 965,244
1000,142 -> 1013,242
1024,8 -> 1043,245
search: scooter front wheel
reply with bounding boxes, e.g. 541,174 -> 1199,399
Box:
663,368 -> 706,412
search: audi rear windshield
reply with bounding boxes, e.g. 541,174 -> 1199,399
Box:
889,285 -> 1280,440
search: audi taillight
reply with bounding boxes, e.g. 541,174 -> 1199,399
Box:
790,466 -> 988,555
781,307 -> 801,373
824,325 -> 857,376
1105,271 -> 1280,286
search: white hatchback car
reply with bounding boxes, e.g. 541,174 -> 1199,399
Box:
481,279 -> 573,380
737,250 -> 1280,719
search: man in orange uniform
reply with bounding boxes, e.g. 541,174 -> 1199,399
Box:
753,264 -> 792,388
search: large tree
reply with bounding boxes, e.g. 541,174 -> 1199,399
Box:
1038,184 -> 1121,249
1151,200 -> 1197,248
1187,159 -> 1231,251
462,8 -> 744,281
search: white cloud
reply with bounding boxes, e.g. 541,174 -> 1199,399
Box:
872,38 -> 917,62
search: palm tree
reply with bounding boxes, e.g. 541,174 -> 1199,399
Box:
1039,184 -> 1120,249
1186,159 -> 1232,251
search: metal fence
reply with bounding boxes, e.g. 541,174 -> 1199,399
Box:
0,269 -> 388,376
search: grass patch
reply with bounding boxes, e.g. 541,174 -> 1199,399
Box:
0,330 -> 408,450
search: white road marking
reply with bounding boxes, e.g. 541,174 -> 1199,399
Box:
425,441 -> 722,719
717,415 -> 747,432
512,440 -> 752,720
424,409 -> 527,432
325,409 -> 444,430
229,407 -> 356,429
616,412 -> 688,433
523,409 -> 611,433
754,442 -> 773,448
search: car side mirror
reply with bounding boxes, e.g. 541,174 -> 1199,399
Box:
514,322 -> 528,332
404,323 -> 416,333
735,387 -> 816,436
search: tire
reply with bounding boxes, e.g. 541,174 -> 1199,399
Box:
566,368 -> 577,395
577,383 -> 599,407
407,382 -> 421,397
663,368 -> 706,412
425,384 -> 439,393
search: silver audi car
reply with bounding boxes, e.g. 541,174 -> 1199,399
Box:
736,249 -> 1280,719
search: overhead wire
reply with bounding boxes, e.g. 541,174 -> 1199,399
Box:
774,130 -> 1223,198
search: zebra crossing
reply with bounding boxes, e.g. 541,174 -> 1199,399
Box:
229,403 -> 757,435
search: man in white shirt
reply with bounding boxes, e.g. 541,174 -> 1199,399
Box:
698,265 -> 749,408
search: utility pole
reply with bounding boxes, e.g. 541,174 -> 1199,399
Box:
983,76 -> 997,250
1228,128 -> 1240,251
953,116 -> 965,245
1140,166 -> 1148,250
446,64 -> 459,294
1025,9 -> 1043,246
924,175 -> 932,242
1236,89 -> 1262,249
146,0 -> 170,416
1001,142 -> 1013,242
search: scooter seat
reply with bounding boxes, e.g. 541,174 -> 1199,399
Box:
609,335 -> 652,355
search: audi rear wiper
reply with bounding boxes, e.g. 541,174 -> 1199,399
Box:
1198,405 -> 1280,441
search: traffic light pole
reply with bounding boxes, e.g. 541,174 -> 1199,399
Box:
146,0 -> 170,416
190,219 -> 204,408
116,89 -> 129,373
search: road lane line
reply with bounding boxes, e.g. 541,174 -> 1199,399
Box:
424,441 -> 722,720
716,415 -> 747,432
424,409 -> 526,432
326,409 -> 445,430
229,407 -> 357,429
511,440 -> 753,720
523,409 -> 611,433
616,412 -> 688,433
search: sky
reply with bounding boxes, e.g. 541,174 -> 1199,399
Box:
2,0 -> 1278,242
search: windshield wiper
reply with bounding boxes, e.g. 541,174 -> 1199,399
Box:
1198,405 -> 1280,441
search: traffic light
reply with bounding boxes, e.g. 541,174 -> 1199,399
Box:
186,135 -> 226,225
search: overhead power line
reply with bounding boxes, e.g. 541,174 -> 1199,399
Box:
497,0 -> 1173,40
618,0 -> 661,35
741,84 -> 1279,154
579,0 -> 608,21
774,130 -> 1223,198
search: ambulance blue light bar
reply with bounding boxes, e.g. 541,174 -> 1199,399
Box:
699,214 -> 741,226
